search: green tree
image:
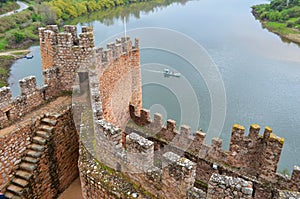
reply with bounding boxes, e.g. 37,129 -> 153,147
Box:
37,3 -> 57,25
267,11 -> 283,21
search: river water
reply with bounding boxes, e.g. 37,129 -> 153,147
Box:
8,0 -> 300,172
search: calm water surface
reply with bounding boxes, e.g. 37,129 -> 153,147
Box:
8,0 -> 300,171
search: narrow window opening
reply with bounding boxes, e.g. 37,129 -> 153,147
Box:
252,184 -> 256,197
43,90 -> 46,100
5,110 -> 11,120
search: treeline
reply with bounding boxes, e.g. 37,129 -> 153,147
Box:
0,0 -> 151,49
253,0 -> 300,29
43,0 -> 150,23
67,0 -> 187,26
0,0 -> 183,49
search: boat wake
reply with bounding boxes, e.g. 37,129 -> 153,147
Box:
142,69 -> 163,73
142,68 -> 181,78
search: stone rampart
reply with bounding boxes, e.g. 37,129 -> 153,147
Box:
127,104 -> 300,198
39,25 -> 95,93
2,23 -> 299,199
78,67 -> 197,199
0,76 -> 47,129
96,37 -> 142,129
0,115 -> 41,190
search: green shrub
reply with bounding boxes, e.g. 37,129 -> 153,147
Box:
31,13 -> 42,22
267,11 -> 283,21
259,11 -> 268,19
14,11 -> 32,24
0,39 -> 8,50
286,6 -> 300,18
14,31 -> 25,43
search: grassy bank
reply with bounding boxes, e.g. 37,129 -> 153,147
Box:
0,7 -> 41,51
0,55 -> 15,87
0,51 -> 29,87
252,0 -> 300,45
0,1 -> 19,15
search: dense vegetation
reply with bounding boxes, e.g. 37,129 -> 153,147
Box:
48,0 -> 132,21
0,55 -> 14,87
253,0 -> 300,39
0,8 -> 41,50
0,0 -> 155,51
0,0 -> 19,15
66,0 -> 184,25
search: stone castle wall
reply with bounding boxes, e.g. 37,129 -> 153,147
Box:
1,23 -> 300,199
0,25 -> 95,130
0,100 -> 78,198
40,25 -> 142,130
0,114 -> 41,189
77,60 -> 198,198
207,173 -> 253,198
73,26 -> 300,198
39,25 -> 95,94
96,38 -> 142,129
21,108 -> 78,199
0,76 -> 47,129
127,104 -> 300,198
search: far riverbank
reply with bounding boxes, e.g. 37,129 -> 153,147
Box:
252,6 -> 300,46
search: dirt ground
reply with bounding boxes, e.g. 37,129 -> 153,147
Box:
58,178 -> 83,199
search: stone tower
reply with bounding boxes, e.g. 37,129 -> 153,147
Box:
39,25 -> 95,96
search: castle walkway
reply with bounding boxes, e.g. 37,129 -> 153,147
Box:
0,96 -> 72,137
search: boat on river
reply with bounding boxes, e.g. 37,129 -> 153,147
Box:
24,54 -> 34,59
163,69 -> 181,77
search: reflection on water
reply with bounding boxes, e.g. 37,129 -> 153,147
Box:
8,0 -> 300,171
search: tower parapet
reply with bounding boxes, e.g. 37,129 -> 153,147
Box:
228,124 -> 284,181
94,37 -> 141,129
39,25 -> 95,93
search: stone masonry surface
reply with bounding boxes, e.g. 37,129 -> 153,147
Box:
207,173 -> 253,198
1,24 -> 300,199
1,96 -> 79,199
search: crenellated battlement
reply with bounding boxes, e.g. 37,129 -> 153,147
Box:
80,110 -> 198,198
127,103 -> 300,195
19,76 -> 38,95
39,25 -> 95,93
83,96 -> 300,198
95,37 -> 139,70
0,76 -> 47,129
229,123 -> 284,181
